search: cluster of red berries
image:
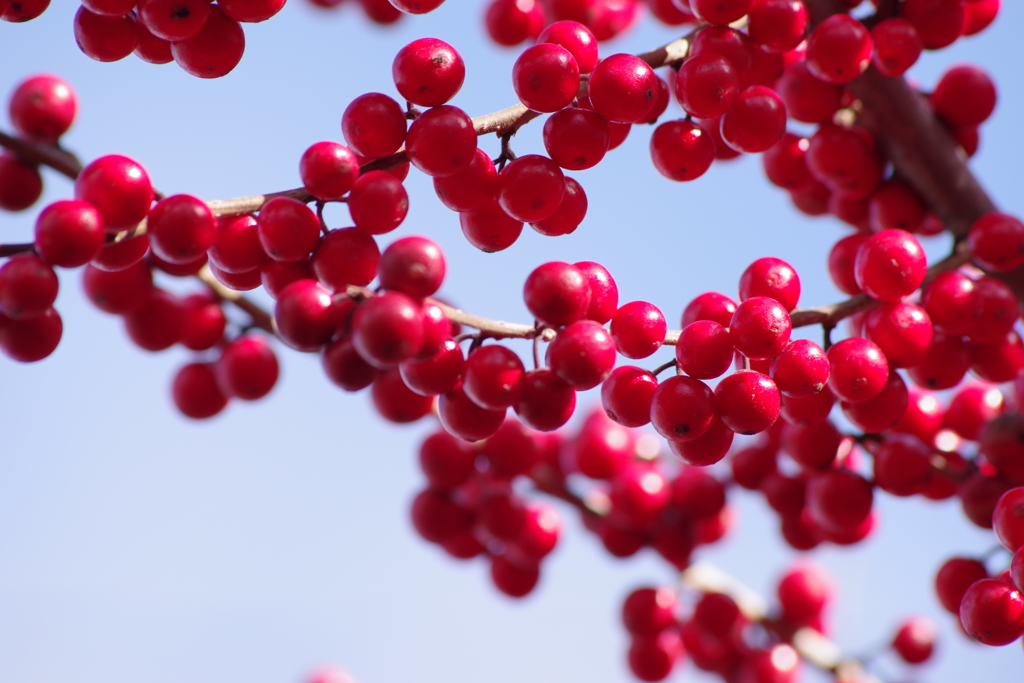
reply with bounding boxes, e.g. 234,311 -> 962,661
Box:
410,405 -> 735,598
935,485 -> 1024,648
0,74 -> 77,361
620,564 -> 935,682
0,1 -> 283,78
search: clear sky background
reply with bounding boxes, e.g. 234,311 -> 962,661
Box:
0,2 -> 1021,682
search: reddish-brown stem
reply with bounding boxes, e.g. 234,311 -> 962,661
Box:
196,265 -> 275,335
0,130 -> 83,179
0,242 -> 36,257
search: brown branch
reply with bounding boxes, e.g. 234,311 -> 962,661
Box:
0,242 -> 35,257
196,264 -> 275,335
805,0 -> 1024,304
0,130 -> 82,179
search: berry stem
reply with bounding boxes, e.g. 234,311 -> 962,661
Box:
0,130 -> 82,179
0,242 -> 36,257
196,264 -> 275,334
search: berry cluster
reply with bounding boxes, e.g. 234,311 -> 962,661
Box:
619,564 -> 936,681
410,406 -> 734,598
2,0 -> 1023,678
935,485 -> 1024,647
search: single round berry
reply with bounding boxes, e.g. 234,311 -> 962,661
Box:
610,301 -> 666,359
392,38 -> 465,107
170,6 -> 245,78
523,261 -> 590,328
342,93 -> 407,160
34,199 -> 105,268
215,334 -> 280,401
9,73 -> 77,144
547,320 -> 616,390
257,196 -> 321,262
512,43 -> 580,113
587,53 -> 658,124
854,229 -> 927,303
719,86 -> 787,154
729,296 -> 792,361
650,374 -> 715,442
405,105 -> 476,178
300,141 -> 360,200
148,194 -> 216,265
715,371 -> 781,435
75,154 -> 154,232
805,14 -> 872,84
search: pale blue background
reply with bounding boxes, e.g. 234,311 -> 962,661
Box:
0,2 -> 1021,682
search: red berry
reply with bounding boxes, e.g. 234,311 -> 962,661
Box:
543,108 -> 610,171
719,86 -> 787,154
777,60 -> 843,124
805,14 -> 872,84
611,301 -> 666,359
677,320 -> 734,380
588,53 -> 658,124
676,53 -> 740,119
34,199 -> 105,268
994,488 -> 1024,552
537,20 -> 598,73
769,339 -> 829,398
75,154 -> 153,232
73,6 -> 138,62
208,214 -> 268,274
433,148 -> 498,212
180,293 -> 226,351
601,366 -> 657,428
405,105 -> 476,177
747,0 -> 807,54
871,18 -> 922,77
854,229 -> 927,303
9,73 -> 77,144
170,6 -> 245,78
216,335 -> 279,400
484,0 -> 544,46
322,336 -> 379,392
842,369 -> 909,434
729,296 -> 792,361
514,367 -> 576,431
968,212 -> 1024,272
341,93 -> 407,160
715,370 -> 781,435
274,279 -> 339,352
0,305 -> 62,362
902,0 -> 964,50
547,319 -> 616,390
372,367 -> 433,423
438,385 -> 505,441
513,43 -> 580,113
300,141 -> 360,200
311,225 -> 380,292
219,0 -> 287,22
739,256 -> 800,311
172,362 -> 229,419
523,261 -> 590,328
82,261 -> 154,315
348,170 -> 409,235
649,119 -> 715,182
124,288 -> 185,351
459,200 -> 523,252
959,579 -> 1024,646
392,38 -> 465,107
257,196 -> 321,263
650,374 -> 715,442
148,194 -> 216,265
138,0 -> 210,42
863,302 -> 933,368
351,291 -> 424,368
